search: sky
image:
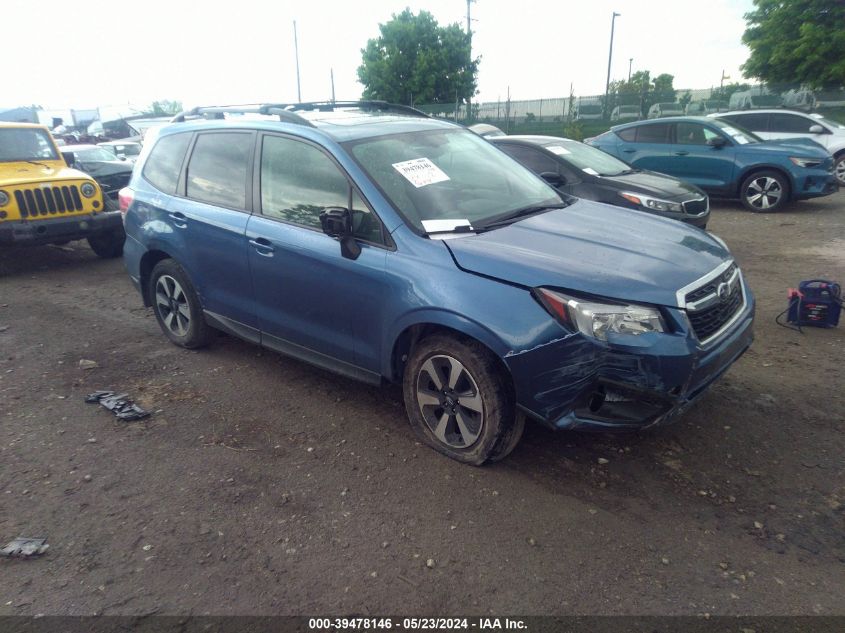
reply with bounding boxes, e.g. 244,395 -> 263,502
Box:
4,0 -> 755,112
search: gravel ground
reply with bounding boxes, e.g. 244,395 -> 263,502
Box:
0,193 -> 843,616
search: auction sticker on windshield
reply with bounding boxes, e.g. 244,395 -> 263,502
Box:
547,146 -> 571,155
392,158 -> 450,188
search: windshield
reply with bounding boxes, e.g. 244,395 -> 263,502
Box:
76,147 -> 122,162
710,118 -> 761,144
345,128 -> 561,232
0,128 -> 59,162
579,105 -> 602,114
659,103 -> 683,112
543,139 -> 631,176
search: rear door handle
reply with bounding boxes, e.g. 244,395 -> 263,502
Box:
622,148 -> 636,153
674,151 -> 689,156
249,237 -> 275,256
168,211 -> 187,228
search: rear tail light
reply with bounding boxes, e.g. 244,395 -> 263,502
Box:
118,187 -> 134,218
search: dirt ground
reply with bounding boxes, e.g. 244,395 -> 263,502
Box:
0,193 -> 843,617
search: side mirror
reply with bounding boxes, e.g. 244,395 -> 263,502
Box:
540,171 -> 564,187
707,136 -> 728,148
319,207 -> 361,260
808,124 -> 824,134
62,151 -> 75,167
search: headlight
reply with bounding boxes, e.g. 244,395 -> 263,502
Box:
789,157 -> 822,168
80,182 -> 97,198
533,288 -> 665,341
619,191 -> 683,213
0,191 -> 8,206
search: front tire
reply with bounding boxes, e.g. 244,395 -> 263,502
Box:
149,259 -> 211,349
403,335 -> 519,465
87,227 -> 125,258
739,170 -> 789,213
834,153 -> 845,187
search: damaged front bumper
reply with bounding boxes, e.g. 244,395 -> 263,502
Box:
506,289 -> 755,431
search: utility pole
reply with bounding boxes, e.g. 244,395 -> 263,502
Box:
628,58 -> 633,82
330,68 -> 336,103
603,11 -> 621,119
466,0 -> 474,120
293,20 -> 302,102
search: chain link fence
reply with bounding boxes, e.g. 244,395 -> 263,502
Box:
417,84 -> 845,140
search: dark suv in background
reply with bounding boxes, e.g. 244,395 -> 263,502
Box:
120,102 -> 754,465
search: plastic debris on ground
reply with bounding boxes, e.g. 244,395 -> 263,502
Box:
85,390 -> 151,421
1,538 -> 49,558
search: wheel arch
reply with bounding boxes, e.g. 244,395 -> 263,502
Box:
387,312 -> 514,389
735,165 -> 794,200
139,249 -> 175,306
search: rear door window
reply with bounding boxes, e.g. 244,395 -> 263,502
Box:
722,113 -> 769,132
142,133 -> 192,194
186,132 -> 254,209
635,123 -> 671,143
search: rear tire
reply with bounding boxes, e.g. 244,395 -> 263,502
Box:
403,334 -> 518,465
149,259 -> 212,349
739,170 -> 789,213
87,227 -> 125,258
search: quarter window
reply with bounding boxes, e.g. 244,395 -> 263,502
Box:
186,133 -> 252,209
616,128 -> 637,142
142,133 -> 191,194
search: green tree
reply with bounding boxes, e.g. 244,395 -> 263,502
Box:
741,0 -> 845,87
144,100 -> 182,117
357,9 -> 479,105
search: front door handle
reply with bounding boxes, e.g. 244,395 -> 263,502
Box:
674,151 -> 689,156
168,211 -> 187,228
622,148 -> 636,153
249,237 -> 275,256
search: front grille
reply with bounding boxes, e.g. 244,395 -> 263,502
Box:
682,197 -> 708,215
685,263 -> 737,304
684,263 -> 743,342
687,283 -> 743,341
13,185 -> 84,218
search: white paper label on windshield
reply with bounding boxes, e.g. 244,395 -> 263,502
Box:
392,158 -> 450,188
546,145 -> 571,155
421,218 -> 472,233
582,167 -> 599,176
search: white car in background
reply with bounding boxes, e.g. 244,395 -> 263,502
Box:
709,109 -> 845,185
647,102 -> 684,118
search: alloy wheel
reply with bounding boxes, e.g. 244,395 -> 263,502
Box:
155,275 -> 190,337
415,354 -> 484,449
745,176 -> 783,210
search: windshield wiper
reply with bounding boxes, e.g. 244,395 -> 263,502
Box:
25,160 -> 51,169
476,202 -> 570,231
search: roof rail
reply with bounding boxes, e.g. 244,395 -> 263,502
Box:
170,105 -> 315,127
261,101 -> 431,118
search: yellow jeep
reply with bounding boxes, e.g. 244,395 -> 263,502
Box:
0,122 -> 125,258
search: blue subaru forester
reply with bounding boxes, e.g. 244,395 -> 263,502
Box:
121,102 -> 755,465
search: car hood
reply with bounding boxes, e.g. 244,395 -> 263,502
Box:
80,160 -> 134,176
0,161 -> 92,185
751,137 -> 829,155
445,200 -> 730,307
596,169 -> 705,200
